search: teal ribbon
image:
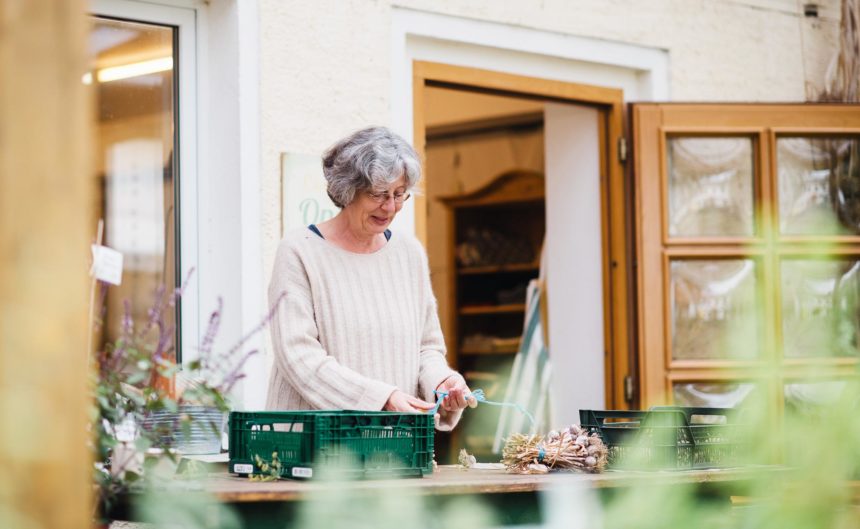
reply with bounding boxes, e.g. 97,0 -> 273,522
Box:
429,388 -> 536,429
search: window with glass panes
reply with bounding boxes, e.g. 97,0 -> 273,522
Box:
88,14 -> 179,357
633,104 -> 860,417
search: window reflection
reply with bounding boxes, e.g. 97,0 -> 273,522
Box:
90,17 -> 177,350
781,259 -> 860,358
777,136 -> 860,236
667,137 -> 755,237
784,380 -> 857,418
670,259 -> 761,360
673,382 -> 758,408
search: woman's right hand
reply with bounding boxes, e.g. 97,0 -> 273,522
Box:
384,389 -> 435,413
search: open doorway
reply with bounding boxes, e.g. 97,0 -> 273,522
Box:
424,88 -> 545,461
414,62 -> 631,462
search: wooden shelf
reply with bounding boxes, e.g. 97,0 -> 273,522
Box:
438,170 -> 545,463
459,304 -> 526,315
458,263 -> 539,275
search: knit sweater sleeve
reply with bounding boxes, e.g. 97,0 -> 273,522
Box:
268,238 -> 397,411
412,240 -> 462,431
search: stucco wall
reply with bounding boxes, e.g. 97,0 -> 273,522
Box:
258,0 -> 840,276
395,0 -> 840,101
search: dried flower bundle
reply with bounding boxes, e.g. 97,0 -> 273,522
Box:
458,448 -> 477,469
502,424 -> 608,474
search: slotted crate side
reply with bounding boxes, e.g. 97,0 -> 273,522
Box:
229,411 -> 319,476
314,413 -> 434,475
229,411 -> 434,479
579,407 -> 747,470
248,429 -> 305,463
595,423 -> 694,470
651,406 -> 748,469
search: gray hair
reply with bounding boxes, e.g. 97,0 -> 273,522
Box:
322,126 -> 421,208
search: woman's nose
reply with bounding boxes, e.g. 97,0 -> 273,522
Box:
380,196 -> 397,212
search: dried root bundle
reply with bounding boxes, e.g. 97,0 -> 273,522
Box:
502,424 -> 608,474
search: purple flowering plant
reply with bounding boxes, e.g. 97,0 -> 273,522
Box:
91,269 -> 283,519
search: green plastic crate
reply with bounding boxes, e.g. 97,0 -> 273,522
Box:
579,406 -> 749,470
228,411 -> 434,480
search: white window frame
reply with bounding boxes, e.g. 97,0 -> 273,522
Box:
90,0 -> 201,361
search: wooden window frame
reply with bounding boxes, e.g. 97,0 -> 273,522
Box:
634,103 -> 860,409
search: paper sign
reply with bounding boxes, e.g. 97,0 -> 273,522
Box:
91,244 -> 124,285
105,140 -> 165,271
281,152 -> 338,235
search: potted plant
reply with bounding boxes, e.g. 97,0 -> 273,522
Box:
90,271 -> 282,523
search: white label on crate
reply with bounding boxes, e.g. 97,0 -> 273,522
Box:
291,467 -> 313,478
233,464 -> 254,474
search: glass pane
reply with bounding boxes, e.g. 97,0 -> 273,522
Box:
777,136 -> 860,236
780,259 -> 860,358
89,18 -> 177,351
784,380 -> 858,419
673,382 -> 758,408
667,137 -> 755,237
670,259 -> 760,360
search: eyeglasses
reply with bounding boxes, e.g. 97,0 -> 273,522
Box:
365,190 -> 411,205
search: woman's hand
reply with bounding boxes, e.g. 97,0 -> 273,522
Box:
384,389 -> 435,413
436,374 -> 478,413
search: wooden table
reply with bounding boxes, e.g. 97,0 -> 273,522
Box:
124,463 -> 771,528
197,464 -> 763,502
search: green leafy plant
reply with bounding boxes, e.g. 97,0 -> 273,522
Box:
90,270 -> 283,521
250,452 -> 283,482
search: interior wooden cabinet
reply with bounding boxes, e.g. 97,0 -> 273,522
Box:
438,170 -> 545,460
633,103 -> 860,419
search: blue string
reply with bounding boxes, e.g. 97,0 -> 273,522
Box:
538,446 -> 546,462
429,388 -> 536,429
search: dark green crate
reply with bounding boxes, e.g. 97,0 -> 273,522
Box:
579,407 -> 749,470
228,411 -> 434,480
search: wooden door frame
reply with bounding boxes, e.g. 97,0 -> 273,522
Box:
412,60 -> 631,409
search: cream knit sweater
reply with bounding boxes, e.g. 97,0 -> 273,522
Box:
265,227 -> 463,430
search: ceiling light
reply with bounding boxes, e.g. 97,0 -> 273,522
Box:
96,56 -> 173,83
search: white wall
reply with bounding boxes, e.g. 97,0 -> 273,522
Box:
392,0 -> 839,101
544,103 -> 604,423
196,0 -> 267,409
196,0 -> 242,371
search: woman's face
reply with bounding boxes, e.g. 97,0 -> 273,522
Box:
343,174 -> 409,237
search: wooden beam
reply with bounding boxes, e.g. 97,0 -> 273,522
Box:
632,104 -> 668,407
0,1 -> 93,527
415,61 -> 623,107
412,66 -> 428,245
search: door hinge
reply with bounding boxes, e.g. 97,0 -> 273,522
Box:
618,137 -> 628,163
624,375 -> 634,403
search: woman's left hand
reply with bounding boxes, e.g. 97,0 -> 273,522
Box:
436,375 -> 478,412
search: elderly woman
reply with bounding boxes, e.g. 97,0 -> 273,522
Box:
266,126 -> 474,430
